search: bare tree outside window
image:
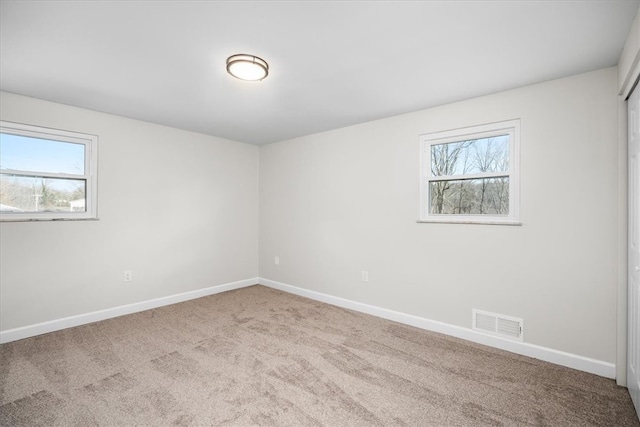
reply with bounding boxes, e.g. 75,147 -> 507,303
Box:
429,135 -> 509,215
0,175 -> 85,212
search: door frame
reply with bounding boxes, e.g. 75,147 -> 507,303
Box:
618,94 -> 629,387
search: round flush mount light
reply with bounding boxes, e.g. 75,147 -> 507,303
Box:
226,54 -> 269,81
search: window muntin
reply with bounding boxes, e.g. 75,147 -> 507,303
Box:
419,120 -> 520,224
0,121 -> 98,221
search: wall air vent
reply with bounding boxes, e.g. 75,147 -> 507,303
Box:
472,309 -> 524,342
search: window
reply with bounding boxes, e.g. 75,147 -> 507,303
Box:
0,121 -> 98,221
419,119 -> 520,224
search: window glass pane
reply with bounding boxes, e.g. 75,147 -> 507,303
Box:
431,135 -> 509,177
0,133 -> 85,175
430,177 -> 509,215
0,174 -> 85,213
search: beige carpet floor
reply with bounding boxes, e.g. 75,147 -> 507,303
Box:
0,285 -> 638,426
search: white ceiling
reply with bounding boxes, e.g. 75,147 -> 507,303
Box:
1,1 -> 638,145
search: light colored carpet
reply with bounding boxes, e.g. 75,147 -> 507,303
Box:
0,285 -> 638,426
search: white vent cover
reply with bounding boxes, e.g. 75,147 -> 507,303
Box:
472,309 -> 524,342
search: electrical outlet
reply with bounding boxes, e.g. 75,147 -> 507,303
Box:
361,270 -> 369,282
275,256 -> 280,266
124,271 -> 133,282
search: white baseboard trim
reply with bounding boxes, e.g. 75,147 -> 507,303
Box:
258,277 -> 616,379
0,277 -> 258,344
1,276 -> 616,379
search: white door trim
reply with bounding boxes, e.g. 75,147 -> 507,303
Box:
627,83 -> 640,418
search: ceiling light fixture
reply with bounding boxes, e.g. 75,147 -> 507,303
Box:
226,54 -> 269,81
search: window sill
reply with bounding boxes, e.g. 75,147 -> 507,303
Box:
417,218 -> 522,226
0,217 -> 99,222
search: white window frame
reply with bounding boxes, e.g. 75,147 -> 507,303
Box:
418,119 -> 520,225
0,121 -> 98,221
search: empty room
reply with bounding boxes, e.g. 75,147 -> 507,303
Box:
1,0 -> 640,425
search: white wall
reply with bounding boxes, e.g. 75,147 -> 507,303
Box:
0,91 -> 259,331
259,67 -> 620,364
